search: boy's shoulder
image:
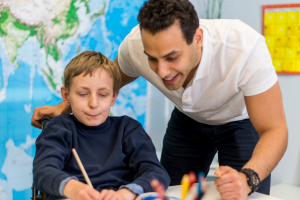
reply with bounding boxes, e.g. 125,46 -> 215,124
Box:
109,115 -> 149,139
45,113 -> 76,130
36,114 -> 76,142
109,115 -> 141,127
51,113 -> 74,124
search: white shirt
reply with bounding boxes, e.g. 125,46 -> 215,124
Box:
118,19 -> 277,125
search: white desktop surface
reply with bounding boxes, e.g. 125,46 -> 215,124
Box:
270,183 -> 300,200
136,182 -> 283,200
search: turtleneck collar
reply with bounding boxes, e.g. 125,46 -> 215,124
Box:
71,114 -> 111,134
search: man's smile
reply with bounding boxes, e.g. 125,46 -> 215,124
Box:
162,74 -> 179,84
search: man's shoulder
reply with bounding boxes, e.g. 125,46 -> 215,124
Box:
201,19 -> 263,49
125,24 -> 142,41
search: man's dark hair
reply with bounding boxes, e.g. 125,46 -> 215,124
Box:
137,0 -> 199,45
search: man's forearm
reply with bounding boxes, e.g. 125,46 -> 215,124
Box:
57,101 -> 72,114
242,128 -> 288,180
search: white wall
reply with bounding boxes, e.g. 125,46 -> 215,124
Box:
190,0 -> 300,186
146,84 -> 173,155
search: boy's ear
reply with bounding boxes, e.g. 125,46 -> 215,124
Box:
110,91 -> 119,106
61,86 -> 71,105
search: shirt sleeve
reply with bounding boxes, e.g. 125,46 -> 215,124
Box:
122,119 -> 170,193
59,176 -> 79,196
118,27 -> 141,78
119,183 -> 144,195
33,119 -> 73,197
239,36 -> 278,96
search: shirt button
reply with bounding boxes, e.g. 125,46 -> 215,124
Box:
184,96 -> 188,100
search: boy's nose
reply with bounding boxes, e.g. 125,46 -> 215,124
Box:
88,94 -> 98,108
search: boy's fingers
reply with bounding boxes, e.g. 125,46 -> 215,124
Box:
77,189 -> 92,200
99,189 -> 108,200
88,188 -> 101,200
103,190 -> 115,200
109,194 -> 119,200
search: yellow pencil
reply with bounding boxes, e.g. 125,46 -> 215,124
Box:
181,174 -> 190,200
72,148 -> 93,188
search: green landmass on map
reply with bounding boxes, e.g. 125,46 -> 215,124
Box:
0,8 -> 39,63
0,0 -> 105,93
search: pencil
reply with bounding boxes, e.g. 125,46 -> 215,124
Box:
197,172 -> 205,200
181,174 -> 190,200
216,167 -> 222,177
189,171 -> 196,187
151,179 -> 169,200
72,148 -> 93,188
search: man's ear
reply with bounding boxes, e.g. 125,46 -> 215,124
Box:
61,86 -> 71,106
111,91 -> 119,107
194,28 -> 203,50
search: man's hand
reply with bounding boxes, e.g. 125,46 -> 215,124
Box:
63,179 -> 101,200
214,166 -> 251,200
31,101 -> 71,129
99,188 -> 137,200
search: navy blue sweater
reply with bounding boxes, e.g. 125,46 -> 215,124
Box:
33,114 -> 170,199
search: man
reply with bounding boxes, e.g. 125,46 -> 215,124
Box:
31,0 -> 288,199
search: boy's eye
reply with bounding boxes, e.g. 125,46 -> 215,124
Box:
79,93 -> 87,96
99,94 -> 107,97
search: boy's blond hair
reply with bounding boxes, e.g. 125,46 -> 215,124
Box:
63,51 -> 122,94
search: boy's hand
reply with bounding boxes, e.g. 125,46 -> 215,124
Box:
99,188 -> 137,200
63,179 -> 101,200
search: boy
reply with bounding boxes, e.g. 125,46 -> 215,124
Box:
33,51 -> 170,200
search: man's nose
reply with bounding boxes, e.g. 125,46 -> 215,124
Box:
88,94 -> 98,108
157,61 -> 170,78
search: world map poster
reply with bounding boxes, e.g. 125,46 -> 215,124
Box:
0,0 -> 148,199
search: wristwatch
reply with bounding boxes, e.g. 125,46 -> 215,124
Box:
239,168 -> 261,195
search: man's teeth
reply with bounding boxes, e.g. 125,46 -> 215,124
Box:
165,76 -> 175,81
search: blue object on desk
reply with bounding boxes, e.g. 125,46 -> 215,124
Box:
141,195 -> 179,200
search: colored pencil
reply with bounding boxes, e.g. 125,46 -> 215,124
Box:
181,174 -> 190,200
151,179 -> 168,200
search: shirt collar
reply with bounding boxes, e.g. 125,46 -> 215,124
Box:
193,27 -> 212,83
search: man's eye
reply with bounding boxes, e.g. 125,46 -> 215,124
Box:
148,57 -> 157,61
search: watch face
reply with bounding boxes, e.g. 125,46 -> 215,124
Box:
252,175 -> 259,185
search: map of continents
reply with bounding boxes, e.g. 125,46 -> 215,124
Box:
0,0 -> 147,199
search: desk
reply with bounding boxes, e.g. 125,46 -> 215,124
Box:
136,182 -> 283,200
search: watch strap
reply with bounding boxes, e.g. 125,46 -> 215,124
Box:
240,168 -> 261,195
